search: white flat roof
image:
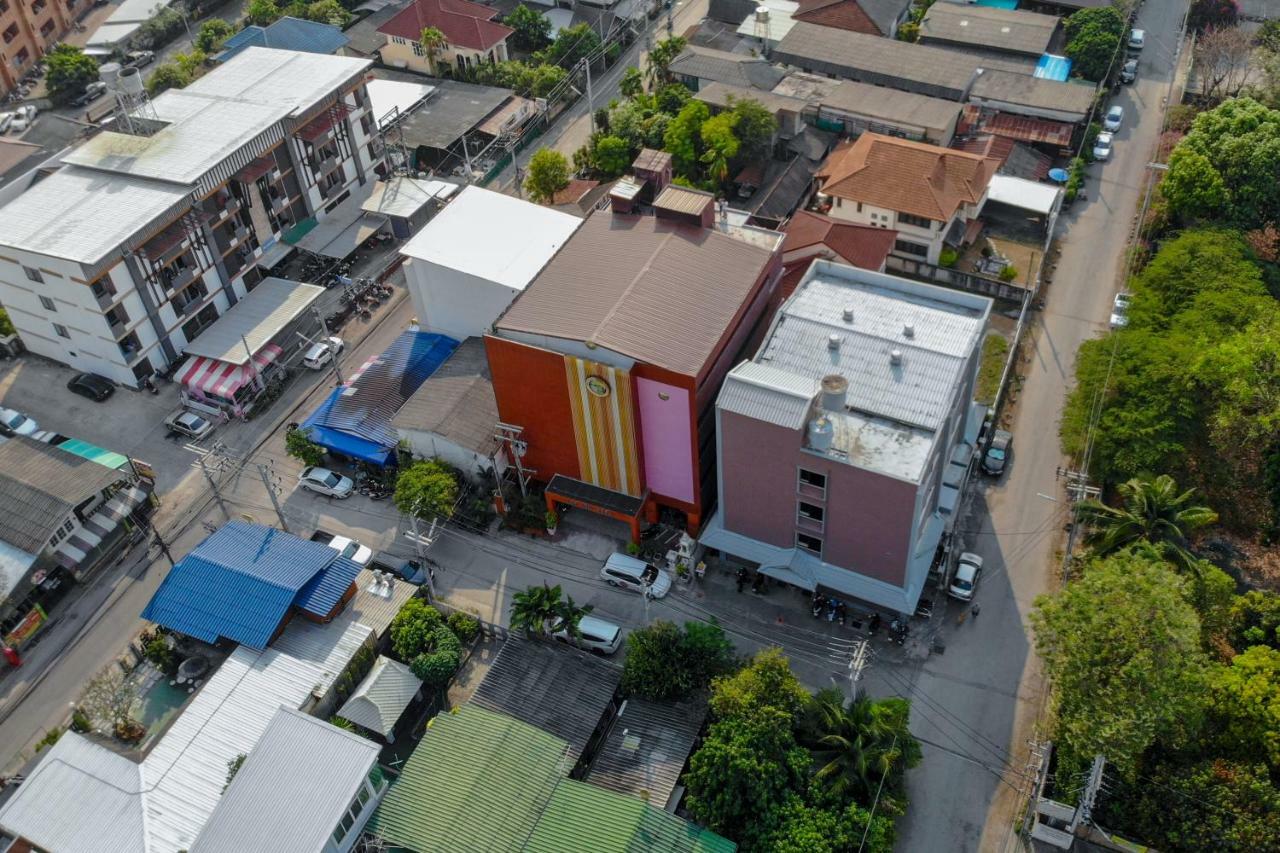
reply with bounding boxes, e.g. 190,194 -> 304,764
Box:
180,47 -> 371,117
181,277 -> 324,364
0,166 -> 191,265
86,20 -> 145,47
736,0 -> 799,42
366,78 -> 435,127
105,0 -> 170,24
362,176 -> 454,218
400,185 -> 582,290
986,173 -> 1061,215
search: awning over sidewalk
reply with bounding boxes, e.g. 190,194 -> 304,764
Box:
52,483 -> 152,572
546,475 -> 647,542
291,181 -> 386,259
178,344 -> 283,399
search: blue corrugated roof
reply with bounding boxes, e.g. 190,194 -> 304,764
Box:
294,555 -> 362,617
301,331 -> 458,466
141,522 -> 345,648
216,17 -> 351,63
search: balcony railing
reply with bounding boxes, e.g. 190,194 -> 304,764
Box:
107,314 -> 128,338
93,285 -> 118,310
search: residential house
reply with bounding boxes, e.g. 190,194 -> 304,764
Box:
484,188 -> 785,536
400,186 -> 582,341
701,260 -> 991,615
377,0 -> 513,76
968,69 -> 1094,124
190,708 -> 386,853
773,73 -> 963,145
815,132 -> 996,265
779,210 -> 897,298
0,436 -> 151,643
919,3 -> 1060,58
0,48 -> 383,388
791,0 -> 912,37
140,520 -> 362,648
669,44 -> 789,93
0,0 -> 78,95
215,17 -> 351,63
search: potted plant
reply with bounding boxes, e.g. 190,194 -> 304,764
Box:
676,561 -> 689,582
545,509 -> 559,535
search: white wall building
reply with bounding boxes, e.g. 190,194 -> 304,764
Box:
399,186 -> 581,341
0,48 -> 385,388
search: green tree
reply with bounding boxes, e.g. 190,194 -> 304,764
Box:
1166,98 -> 1280,226
419,26 -> 448,73
505,4 -> 551,50
146,62 -> 191,95
0,309 -> 14,337
1077,474 -> 1218,571
196,18 -> 235,53
538,23 -> 600,67
1161,147 -> 1230,222
1030,550 -> 1209,778
757,795 -> 896,853
551,592 -> 592,638
390,598 -> 444,660
591,134 -> 632,178
797,690 -> 921,804
663,99 -> 709,180
620,619 -> 736,701
245,0 -> 281,26
284,429 -> 325,466
509,582 -> 564,637
709,646 -> 810,725
44,45 -> 99,106
619,65 -> 643,98
394,459 -> 459,520
1062,6 -> 1125,81
137,7 -> 187,49
645,35 -> 686,87
654,82 -> 689,115
304,0 -> 351,26
1209,645 -> 1280,768
1228,590 -> 1280,651
524,147 -> 570,203
729,97 -> 778,163
700,111 -> 740,185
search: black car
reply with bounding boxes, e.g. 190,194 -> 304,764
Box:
67,373 -> 115,401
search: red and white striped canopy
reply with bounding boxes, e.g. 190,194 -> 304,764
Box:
177,343 -> 283,399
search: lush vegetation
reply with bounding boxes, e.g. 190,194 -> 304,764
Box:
975,333 -> 1008,406
45,45 -> 100,106
508,582 -> 592,638
389,599 -> 465,689
682,649 -> 919,852
505,4 -> 551,51
196,18 -> 235,53
284,428 -> 326,467
620,619 -> 736,701
525,148 -> 571,203
394,459 -> 460,521
1063,6 -> 1126,82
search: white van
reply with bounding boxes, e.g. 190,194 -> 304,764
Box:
553,615 -> 622,655
600,552 -> 672,599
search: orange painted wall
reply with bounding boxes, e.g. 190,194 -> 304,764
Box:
484,334 -> 582,484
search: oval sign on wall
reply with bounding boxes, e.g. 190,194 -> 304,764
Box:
585,374 -> 611,397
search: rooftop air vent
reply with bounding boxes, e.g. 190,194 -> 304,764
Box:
827,334 -> 841,350
842,306 -> 854,323
890,349 -> 903,366
903,323 -> 915,338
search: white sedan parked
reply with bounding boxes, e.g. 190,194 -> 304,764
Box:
298,465 -> 354,498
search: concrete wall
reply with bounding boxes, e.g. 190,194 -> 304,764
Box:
399,427 -> 493,479
380,35 -> 509,76
635,377 -> 694,505
404,259 -> 518,341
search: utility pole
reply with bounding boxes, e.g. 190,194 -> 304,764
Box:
303,308 -> 345,384
1070,755 -> 1106,835
1018,740 -> 1051,843
198,455 -> 229,519
150,524 -> 175,569
1056,466 -> 1099,580
460,133 -> 473,182
257,461 -> 289,532
405,500 -> 438,601
847,638 -> 869,692
581,58 -> 596,132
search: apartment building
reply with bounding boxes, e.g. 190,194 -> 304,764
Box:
0,0 -> 77,95
701,260 -> 991,615
0,47 -> 384,387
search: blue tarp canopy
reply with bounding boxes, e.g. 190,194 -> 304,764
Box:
1034,54 -> 1072,81
140,521 -> 361,648
300,330 -> 459,466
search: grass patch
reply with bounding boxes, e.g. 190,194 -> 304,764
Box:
976,333 -> 1010,405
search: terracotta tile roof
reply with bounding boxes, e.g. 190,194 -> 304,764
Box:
495,212 -> 779,377
551,179 -> 600,206
793,0 -> 882,35
379,0 -> 513,52
816,133 -> 997,222
780,210 -> 896,297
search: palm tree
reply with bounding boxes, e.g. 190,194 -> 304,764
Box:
551,594 -> 593,640
644,35 -> 687,88
509,583 -> 563,637
1077,474 -> 1217,571
798,690 -> 919,803
419,27 -> 448,75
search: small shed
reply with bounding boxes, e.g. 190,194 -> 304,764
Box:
336,655 -> 422,740
584,697 -> 708,809
361,176 -> 457,238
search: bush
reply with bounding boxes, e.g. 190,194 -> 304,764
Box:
196,18 -> 235,53
999,265 -> 1019,282
34,728 -> 62,753
137,8 -> 187,50
410,646 -> 461,689
622,619 -> 737,701
446,610 -> 481,644
0,309 -> 13,337
142,632 -> 177,676
146,63 -> 192,96
70,708 -> 92,733
938,247 -> 958,268
390,598 -> 444,660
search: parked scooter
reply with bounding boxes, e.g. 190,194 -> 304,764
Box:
888,619 -> 908,646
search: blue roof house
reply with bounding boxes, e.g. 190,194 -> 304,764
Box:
301,330 -> 458,466
141,521 -> 362,648
215,17 -> 351,63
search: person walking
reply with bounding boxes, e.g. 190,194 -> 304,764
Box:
971,604 -> 981,620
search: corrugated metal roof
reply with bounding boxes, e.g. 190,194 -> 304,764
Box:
0,732 -> 145,853
180,278 -> 324,365
190,708 -> 378,853
584,698 -> 707,809
654,185 -> 715,217
969,69 -> 1095,118
215,17 -> 351,63
337,655 -> 421,736
140,521 -> 342,648
368,704 -> 570,852
717,361 -> 818,430
293,554 -> 362,616
301,330 -> 459,464
495,212 -> 778,378
780,76 -> 962,136
920,3 -> 1058,55
525,779 -> 736,853
391,337 -> 500,456
695,81 -> 808,115
0,435 -> 129,554
669,45 -> 788,90
471,639 -> 620,765
181,47 -> 370,118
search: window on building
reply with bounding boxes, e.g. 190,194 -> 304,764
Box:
412,40 -> 423,56
23,266 -> 43,283
796,532 -> 823,556
14,46 -> 29,66
39,18 -> 54,36
53,323 -> 69,339
330,784 -> 371,845
894,240 -> 929,258
798,501 -> 825,524
0,1 -> 10,16
798,468 -> 826,496
39,295 -> 55,311
834,197 -> 842,208
856,202 -> 862,213
898,213 -> 934,229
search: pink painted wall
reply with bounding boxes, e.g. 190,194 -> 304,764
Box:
636,377 -> 695,504
719,410 -> 918,587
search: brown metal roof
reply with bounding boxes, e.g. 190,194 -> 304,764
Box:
631,148 -> 672,173
653,184 -> 713,217
495,212 -> 778,377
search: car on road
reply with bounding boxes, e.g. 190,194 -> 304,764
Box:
302,336 -> 344,370
125,50 -> 155,69
1103,105 -> 1124,132
8,112 -> 29,133
0,407 -> 38,437
164,409 -> 215,440
1120,58 -> 1138,83
67,372 -> 115,401
72,82 -> 108,107
0,112 -> 12,133
298,465 -> 355,498
948,552 -> 984,601
310,530 -> 373,566
981,429 -> 1012,476
1128,28 -> 1145,50
600,552 -> 672,599
1092,132 -> 1114,161
553,614 -> 623,655
1110,292 -> 1131,328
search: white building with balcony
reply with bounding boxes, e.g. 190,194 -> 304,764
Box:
0,47 -> 385,388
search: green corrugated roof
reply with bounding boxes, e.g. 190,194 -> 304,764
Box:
368,705 -> 569,853
525,780 -> 736,853
55,439 -> 131,471
282,216 -> 319,244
